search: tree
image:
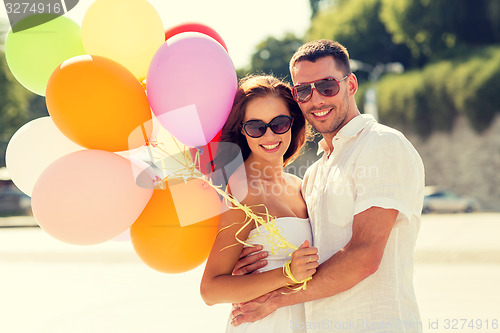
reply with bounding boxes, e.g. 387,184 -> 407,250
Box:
380,0 -> 500,65
248,33 -> 304,83
307,0 -> 412,69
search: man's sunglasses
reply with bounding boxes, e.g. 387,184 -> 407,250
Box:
241,115 -> 293,138
292,75 -> 350,103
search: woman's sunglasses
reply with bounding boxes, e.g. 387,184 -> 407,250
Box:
241,115 -> 293,138
292,75 -> 350,103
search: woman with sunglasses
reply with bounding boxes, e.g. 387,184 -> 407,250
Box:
200,75 -> 318,333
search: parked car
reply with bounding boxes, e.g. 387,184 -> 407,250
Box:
0,185 -> 32,216
422,187 -> 480,214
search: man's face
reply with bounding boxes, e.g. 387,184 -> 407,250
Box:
291,57 -> 351,137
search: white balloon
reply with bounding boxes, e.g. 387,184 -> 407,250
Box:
6,117 -> 84,196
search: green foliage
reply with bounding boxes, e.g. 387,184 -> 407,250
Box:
248,33 -> 304,83
454,47 -> 500,131
376,71 -> 424,133
375,45 -> 500,136
307,0 -> 412,68
380,0 -> 500,66
487,0 -> 500,42
236,67 -> 252,80
355,81 -> 369,112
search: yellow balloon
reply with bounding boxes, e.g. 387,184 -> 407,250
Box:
81,0 -> 165,81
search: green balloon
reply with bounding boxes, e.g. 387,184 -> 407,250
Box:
5,14 -> 85,96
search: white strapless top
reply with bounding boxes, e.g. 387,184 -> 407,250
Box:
225,217 -> 312,333
245,217 -> 313,272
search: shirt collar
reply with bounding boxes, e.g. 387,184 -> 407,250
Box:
316,114 -> 376,155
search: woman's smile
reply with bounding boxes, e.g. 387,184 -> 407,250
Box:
260,141 -> 282,152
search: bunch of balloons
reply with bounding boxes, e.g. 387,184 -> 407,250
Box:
4,0 -> 238,274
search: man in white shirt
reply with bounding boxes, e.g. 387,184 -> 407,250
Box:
230,40 -> 425,333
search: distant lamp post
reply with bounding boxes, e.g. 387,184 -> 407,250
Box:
350,60 -> 404,121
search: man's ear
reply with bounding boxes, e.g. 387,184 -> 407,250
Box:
348,73 -> 358,97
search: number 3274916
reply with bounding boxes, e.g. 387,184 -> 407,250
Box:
5,2 -> 63,14
443,319 -> 498,330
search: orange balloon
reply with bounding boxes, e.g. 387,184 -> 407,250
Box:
46,55 -> 152,152
130,179 -> 221,273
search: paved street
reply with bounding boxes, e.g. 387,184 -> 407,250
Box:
1,213 -> 499,333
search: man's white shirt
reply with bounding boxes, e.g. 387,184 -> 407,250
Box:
301,114 -> 425,333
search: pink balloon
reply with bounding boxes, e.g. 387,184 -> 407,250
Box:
31,150 -> 154,245
147,35 -> 237,147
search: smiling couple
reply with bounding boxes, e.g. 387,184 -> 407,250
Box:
200,39 -> 425,333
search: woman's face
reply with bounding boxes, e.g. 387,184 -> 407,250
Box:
241,95 -> 292,164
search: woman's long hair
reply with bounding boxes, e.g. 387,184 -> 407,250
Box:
210,75 -> 307,188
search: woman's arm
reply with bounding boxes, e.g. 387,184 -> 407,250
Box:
200,206 -> 317,306
229,207 -> 399,326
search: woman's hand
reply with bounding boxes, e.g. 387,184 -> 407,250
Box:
289,240 -> 319,282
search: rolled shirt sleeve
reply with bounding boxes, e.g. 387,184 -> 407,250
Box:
352,129 -> 425,223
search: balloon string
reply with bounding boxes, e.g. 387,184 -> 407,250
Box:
282,260 -> 312,293
209,183 -> 310,291
145,136 -> 193,184
212,186 -> 297,253
144,140 -> 308,288
145,137 -> 297,252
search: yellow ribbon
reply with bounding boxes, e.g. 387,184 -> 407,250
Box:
282,260 -> 312,292
146,136 -> 311,290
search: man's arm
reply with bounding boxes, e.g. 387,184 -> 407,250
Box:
232,245 -> 268,275
230,206 -> 398,326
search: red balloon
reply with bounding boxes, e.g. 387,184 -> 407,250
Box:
165,22 -> 228,52
189,130 -> 221,175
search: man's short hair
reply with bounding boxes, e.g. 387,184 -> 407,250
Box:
290,40 -> 351,76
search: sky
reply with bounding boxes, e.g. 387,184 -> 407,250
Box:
0,0 -> 312,69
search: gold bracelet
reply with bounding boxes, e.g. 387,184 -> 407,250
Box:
282,260 -> 312,292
